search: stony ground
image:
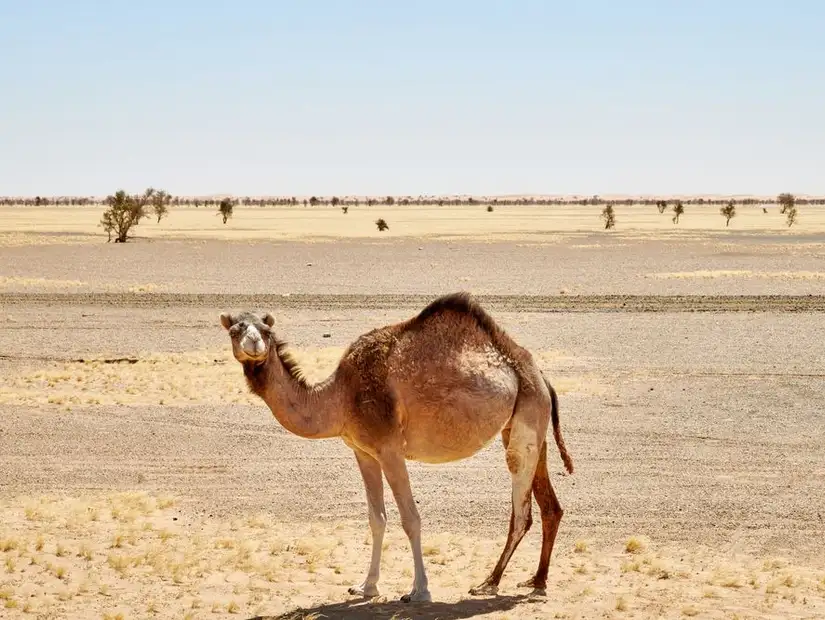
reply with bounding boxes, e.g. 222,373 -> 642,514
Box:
1,208 -> 824,619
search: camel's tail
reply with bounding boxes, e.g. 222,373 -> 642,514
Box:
546,377 -> 574,474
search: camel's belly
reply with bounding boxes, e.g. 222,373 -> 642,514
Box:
395,350 -> 519,463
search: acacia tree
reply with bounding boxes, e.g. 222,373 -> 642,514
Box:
777,192 -> 795,214
601,204 -> 616,229
151,189 -> 173,223
100,188 -> 156,242
218,198 -> 234,224
720,200 -> 736,226
672,200 -> 685,224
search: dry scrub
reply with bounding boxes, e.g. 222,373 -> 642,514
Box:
0,492 -> 822,619
0,347 -> 592,409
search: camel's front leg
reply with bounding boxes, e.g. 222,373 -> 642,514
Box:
379,451 -> 432,603
348,448 -> 386,598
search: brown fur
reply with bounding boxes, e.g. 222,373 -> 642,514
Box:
221,292 -> 575,601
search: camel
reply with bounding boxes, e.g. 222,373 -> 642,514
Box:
219,292 -> 574,603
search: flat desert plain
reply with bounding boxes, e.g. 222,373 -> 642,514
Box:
1,203 -> 824,620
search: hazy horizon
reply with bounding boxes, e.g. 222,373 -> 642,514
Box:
1,1 -> 823,197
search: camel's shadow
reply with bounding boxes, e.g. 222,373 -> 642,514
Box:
251,593 -> 532,620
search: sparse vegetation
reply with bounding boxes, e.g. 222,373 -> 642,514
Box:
150,189 -> 173,223
487,205 -> 494,212
375,218 -> 389,231
656,199 -> 668,214
625,536 -> 646,554
720,200 -> 736,226
218,198 -> 234,224
601,204 -> 616,229
786,204 -> 798,227
672,200 -> 685,224
100,188 -> 159,243
777,192 -> 795,214
341,206 -> 348,214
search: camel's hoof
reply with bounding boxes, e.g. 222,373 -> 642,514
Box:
517,578 -> 547,596
347,584 -> 379,598
400,589 -> 432,603
469,583 -> 499,596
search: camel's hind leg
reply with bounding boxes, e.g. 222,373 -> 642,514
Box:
517,440 -> 564,593
469,396 -> 544,596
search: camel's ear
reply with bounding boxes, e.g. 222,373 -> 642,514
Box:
219,312 -> 234,331
262,313 -> 275,327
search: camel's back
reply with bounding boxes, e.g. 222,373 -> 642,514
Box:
385,294 -> 526,462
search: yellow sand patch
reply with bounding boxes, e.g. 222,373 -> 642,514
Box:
0,276 -> 86,288
0,347 -> 598,408
2,204 -> 825,243
0,492 -> 822,619
0,232 -> 99,247
649,270 -> 825,280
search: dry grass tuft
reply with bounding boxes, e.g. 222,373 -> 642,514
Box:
624,536 -> 646,554
0,491 -> 823,619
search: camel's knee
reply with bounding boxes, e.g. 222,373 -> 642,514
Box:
505,437 -> 538,476
368,510 -> 387,534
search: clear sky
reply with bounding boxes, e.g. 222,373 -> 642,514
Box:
1,1 -> 823,197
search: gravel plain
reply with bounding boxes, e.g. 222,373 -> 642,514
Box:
1,213 -> 824,619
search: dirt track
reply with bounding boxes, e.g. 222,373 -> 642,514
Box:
4,292 -> 825,312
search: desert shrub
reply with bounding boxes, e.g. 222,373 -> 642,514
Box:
786,205 -> 798,227
656,199 -> 668,214
672,201 -> 684,224
720,200 -> 736,226
218,198 -> 234,224
487,205 -> 494,212
100,188 -> 158,243
342,206 -> 349,214
777,192 -> 795,214
375,218 -> 389,231
601,204 -> 616,229
384,196 -> 395,206
150,189 -> 172,223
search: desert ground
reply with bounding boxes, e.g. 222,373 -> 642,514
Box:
1,202 -> 824,619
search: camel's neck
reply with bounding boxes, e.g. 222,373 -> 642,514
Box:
243,345 -> 345,440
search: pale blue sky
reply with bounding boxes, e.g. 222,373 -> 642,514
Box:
1,1 -> 823,196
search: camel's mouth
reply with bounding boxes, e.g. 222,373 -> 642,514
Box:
238,327 -> 269,362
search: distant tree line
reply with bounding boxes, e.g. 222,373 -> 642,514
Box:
2,194 -> 824,207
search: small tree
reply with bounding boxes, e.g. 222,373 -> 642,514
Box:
375,218 -> 389,231
786,205 -> 798,227
777,192 -> 795,214
100,188 -> 154,242
151,189 -> 172,223
656,199 -> 668,214
720,200 -> 736,226
218,198 -> 234,224
672,200 -> 684,224
601,204 -> 615,229
341,206 -> 349,214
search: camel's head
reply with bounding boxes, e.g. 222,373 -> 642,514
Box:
220,311 -> 276,364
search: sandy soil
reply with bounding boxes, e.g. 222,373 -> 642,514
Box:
1,205 -> 824,619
